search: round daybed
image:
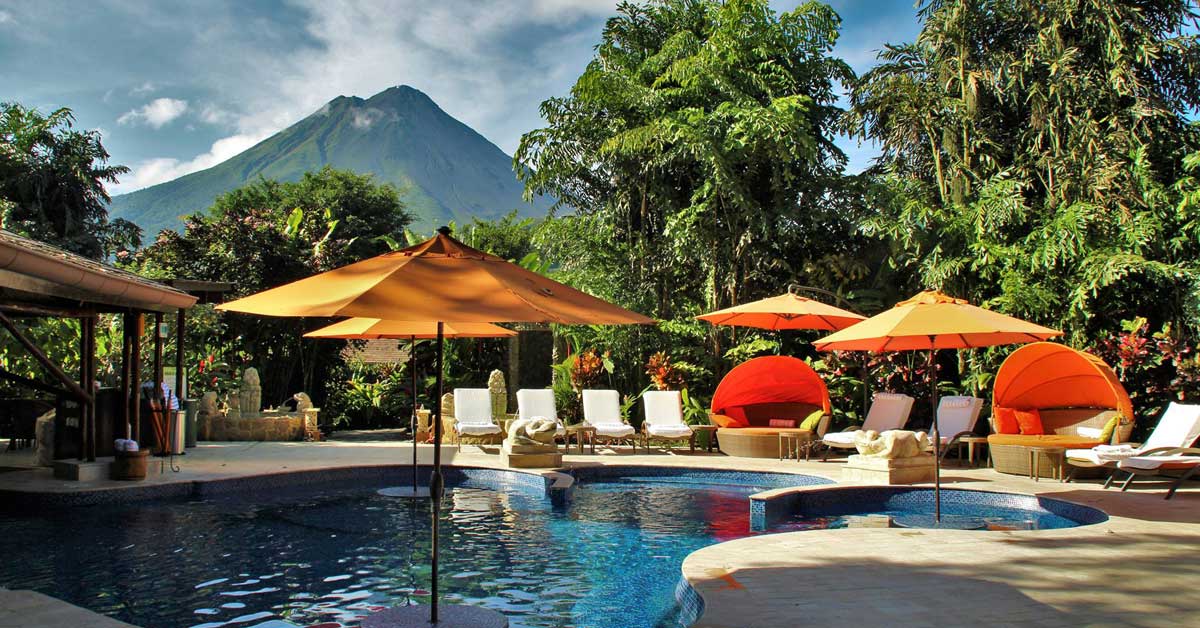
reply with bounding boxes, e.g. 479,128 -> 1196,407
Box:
987,342 -> 1134,477
709,356 -> 831,458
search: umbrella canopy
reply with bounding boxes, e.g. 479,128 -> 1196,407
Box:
698,292 -> 865,331
304,319 -> 516,339
813,290 -> 1061,351
217,228 -> 653,325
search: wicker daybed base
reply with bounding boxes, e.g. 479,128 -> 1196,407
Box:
718,427 -> 814,458
987,408 -> 1131,478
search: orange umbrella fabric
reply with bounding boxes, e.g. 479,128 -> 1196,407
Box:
698,292 -> 865,331
993,342 -> 1132,418
813,291 -> 1062,352
218,229 -> 652,325
305,319 -> 515,339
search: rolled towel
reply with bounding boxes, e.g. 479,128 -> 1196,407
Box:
1094,444 -> 1135,462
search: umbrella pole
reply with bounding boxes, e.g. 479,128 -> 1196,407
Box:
430,322 -> 444,623
411,335 -> 418,494
929,346 -> 941,522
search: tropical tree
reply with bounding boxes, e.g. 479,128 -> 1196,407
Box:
849,0 -> 1200,342
516,0 -> 870,390
0,102 -> 138,258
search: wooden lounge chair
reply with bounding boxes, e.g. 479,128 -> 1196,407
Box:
450,388 -> 503,444
929,396 -> 985,460
1066,402 -> 1200,481
582,389 -> 638,450
821,392 -> 914,459
516,389 -> 567,441
642,390 -> 695,451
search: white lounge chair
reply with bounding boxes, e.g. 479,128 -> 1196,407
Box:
516,388 -> 566,438
930,395 -> 984,459
582,389 -> 637,450
822,392 -> 915,457
642,390 -> 695,451
1113,450 -> 1200,499
1066,402 -> 1200,479
451,388 -> 502,442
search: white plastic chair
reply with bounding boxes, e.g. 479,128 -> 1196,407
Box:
516,388 -> 566,437
642,390 -> 694,450
582,389 -> 636,449
452,388 -> 501,438
822,392 -> 915,454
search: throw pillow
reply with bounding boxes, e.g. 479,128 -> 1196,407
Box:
710,413 -> 748,428
993,406 -> 1019,434
799,409 -> 825,432
1015,408 -> 1045,435
1098,412 -> 1122,444
768,418 -> 797,428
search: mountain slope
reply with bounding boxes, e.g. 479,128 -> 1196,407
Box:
109,86 -> 552,234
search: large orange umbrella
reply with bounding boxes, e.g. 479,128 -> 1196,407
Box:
815,290 -> 1062,522
697,291 -> 865,331
218,228 -> 651,624
306,319 -> 515,496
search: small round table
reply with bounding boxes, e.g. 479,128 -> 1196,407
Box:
958,436 -> 989,467
564,424 -> 596,454
1029,446 -> 1067,482
778,429 -> 815,461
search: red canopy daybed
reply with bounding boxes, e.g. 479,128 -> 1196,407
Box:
709,356 -> 831,458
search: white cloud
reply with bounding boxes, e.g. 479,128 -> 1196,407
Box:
0,10 -> 14,25
118,98 -> 189,129
129,81 -> 156,95
111,130 -> 271,194
198,103 -> 235,125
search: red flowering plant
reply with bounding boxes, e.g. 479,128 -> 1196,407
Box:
645,351 -> 686,391
1092,318 -> 1200,439
551,348 -> 613,424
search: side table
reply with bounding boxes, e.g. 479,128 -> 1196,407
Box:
1029,446 -> 1067,482
564,425 -> 596,454
958,436 -> 989,467
778,429 -> 815,461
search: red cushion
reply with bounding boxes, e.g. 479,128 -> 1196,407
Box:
1015,408 -> 1045,435
768,418 -> 797,428
710,413 -> 748,428
993,407 -> 1019,434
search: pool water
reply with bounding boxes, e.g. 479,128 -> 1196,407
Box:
0,469 -> 824,628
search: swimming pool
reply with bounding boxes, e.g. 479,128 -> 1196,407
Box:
0,466 -> 829,628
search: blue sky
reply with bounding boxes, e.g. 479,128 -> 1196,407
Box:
0,1 -> 922,195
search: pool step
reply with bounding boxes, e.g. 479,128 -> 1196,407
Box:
0,589 -> 138,628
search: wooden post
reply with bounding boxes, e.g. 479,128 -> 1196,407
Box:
78,318 -> 88,461
121,314 -> 132,440
153,312 -> 165,453
175,309 -> 186,401
83,316 -> 97,461
131,313 -> 144,443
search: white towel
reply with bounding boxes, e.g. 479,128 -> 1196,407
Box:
1093,444 -> 1135,462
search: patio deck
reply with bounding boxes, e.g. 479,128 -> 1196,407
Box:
0,440 -> 1196,627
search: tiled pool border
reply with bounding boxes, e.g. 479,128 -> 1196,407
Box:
748,484 -> 1110,530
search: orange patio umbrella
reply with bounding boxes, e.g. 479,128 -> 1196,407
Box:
697,291 -> 866,331
814,290 -> 1062,522
219,227 -> 651,624
306,319 -> 516,497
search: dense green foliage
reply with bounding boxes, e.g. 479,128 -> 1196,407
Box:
133,167 -> 412,414
108,86 -> 553,237
0,102 -> 140,258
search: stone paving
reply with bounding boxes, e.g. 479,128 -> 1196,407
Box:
1,440 -> 1197,627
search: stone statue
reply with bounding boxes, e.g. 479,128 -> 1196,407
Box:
240,368 -> 261,417
293,392 -> 313,413
199,391 -> 219,418
225,389 -> 242,420
487,369 -> 507,419
853,429 -> 931,459
504,417 -> 559,448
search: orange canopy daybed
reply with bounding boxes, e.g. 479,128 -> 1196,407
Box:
709,356 -> 831,458
987,342 -> 1134,477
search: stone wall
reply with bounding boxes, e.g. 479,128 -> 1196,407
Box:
200,415 -> 304,442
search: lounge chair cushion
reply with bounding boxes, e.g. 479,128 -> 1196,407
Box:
1119,454 -> 1200,471
710,413 -> 748,428
646,424 -> 693,438
1015,408 -> 1045,435
824,430 -> 874,447
456,421 -> 502,436
993,407 -> 1019,434
592,422 -> 635,438
987,434 -> 1102,449
800,410 -> 824,432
